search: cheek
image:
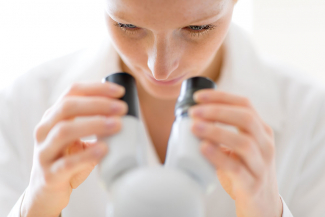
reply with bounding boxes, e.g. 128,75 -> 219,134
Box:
180,33 -> 226,74
182,38 -> 220,68
105,23 -> 148,71
181,17 -> 233,74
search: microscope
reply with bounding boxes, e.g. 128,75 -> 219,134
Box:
98,72 -> 217,217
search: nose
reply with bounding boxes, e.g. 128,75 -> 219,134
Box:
147,35 -> 179,80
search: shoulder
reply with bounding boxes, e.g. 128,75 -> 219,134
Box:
227,23 -> 325,135
1,39 -> 117,108
263,56 -> 325,116
224,24 -> 325,133
1,48 -> 87,107
260,54 -> 325,138
0,39 -> 119,136
0,50 -> 84,138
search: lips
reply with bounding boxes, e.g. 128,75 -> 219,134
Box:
145,73 -> 185,86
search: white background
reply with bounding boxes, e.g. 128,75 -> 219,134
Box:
0,0 -> 324,90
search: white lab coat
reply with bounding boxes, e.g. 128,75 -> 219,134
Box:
2,23 -> 325,217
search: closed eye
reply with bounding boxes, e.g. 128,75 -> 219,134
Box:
184,25 -> 217,37
114,21 -> 217,37
114,22 -> 140,32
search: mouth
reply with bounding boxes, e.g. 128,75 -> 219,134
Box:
145,73 -> 186,86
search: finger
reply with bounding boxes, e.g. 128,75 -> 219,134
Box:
65,139 -> 98,155
193,90 -> 271,132
50,142 -> 108,180
64,140 -> 84,156
189,104 -> 267,146
35,96 -> 127,143
192,120 -> 265,177
41,82 -> 124,120
40,116 -> 121,163
82,140 -> 98,148
194,90 -> 254,109
201,141 -> 256,194
59,82 -> 125,100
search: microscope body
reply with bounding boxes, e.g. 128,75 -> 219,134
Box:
98,73 -> 217,217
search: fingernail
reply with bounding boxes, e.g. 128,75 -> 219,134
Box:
109,83 -> 124,93
193,92 -> 200,102
203,141 -> 215,156
194,121 -> 207,132
110,101 -> 126,112
190,107 -> 203,117
105,117 -> 118,128
92,145 -> 106,157
194,91 -> 208,101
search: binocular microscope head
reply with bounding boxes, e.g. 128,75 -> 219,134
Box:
98,72 -> 217,217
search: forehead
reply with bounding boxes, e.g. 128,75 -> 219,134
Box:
106,0 -> 228,27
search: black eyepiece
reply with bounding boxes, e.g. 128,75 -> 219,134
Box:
102,72 -> 139,118
175,77 -> 216,117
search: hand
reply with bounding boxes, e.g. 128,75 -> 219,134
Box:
21,82 -> 128,217
189,90 -> 283,217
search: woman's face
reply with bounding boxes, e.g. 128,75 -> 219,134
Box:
105,0 -> 235,100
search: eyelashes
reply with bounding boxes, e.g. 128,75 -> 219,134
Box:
114,22 -> 140,35
115,23 -> 138,30
185,25 -> 217,37
114,22 -> 216,37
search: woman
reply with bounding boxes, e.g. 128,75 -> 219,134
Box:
2,0 -> 325,216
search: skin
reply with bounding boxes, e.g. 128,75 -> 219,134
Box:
21,83 -> 127,217
21,0 -> 283,216
105,0 -> 229,100
106,0 -> 283,216
105,0 -> 228,164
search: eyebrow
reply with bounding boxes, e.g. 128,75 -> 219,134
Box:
189,12 -> 223,24
107,12 -> 127,22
